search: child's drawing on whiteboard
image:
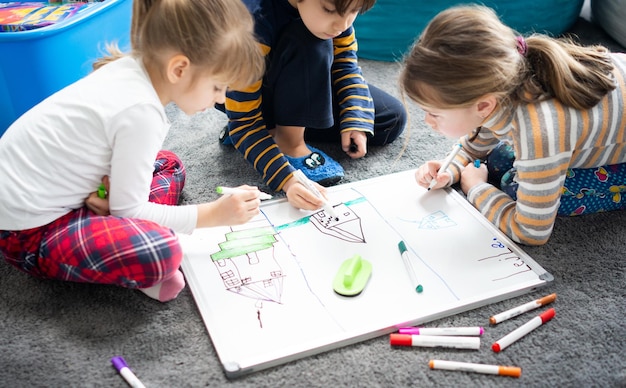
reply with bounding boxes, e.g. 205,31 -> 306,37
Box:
208,199 -> 366,305
309,202 -> 365,243
210,225 -> 285,304
480,238 -> 532,281
397,210 -> 457,229
418,210 -> 457,229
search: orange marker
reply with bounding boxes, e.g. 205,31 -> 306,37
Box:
490,293 -> 556,325
429,360 -> 521,378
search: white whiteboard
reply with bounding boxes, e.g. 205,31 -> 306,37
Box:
179,169 -> 552,378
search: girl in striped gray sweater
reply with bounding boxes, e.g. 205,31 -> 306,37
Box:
400,5 -> 625,245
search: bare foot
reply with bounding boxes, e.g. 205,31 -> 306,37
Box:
272,125 -> 310,157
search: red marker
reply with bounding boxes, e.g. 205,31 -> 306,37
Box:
391,334 -> 480,349
492,308 -> 555,352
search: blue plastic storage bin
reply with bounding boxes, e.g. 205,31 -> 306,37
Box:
0,0 -> 132,136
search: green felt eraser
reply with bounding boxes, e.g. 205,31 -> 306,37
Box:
333,254 -> 372,296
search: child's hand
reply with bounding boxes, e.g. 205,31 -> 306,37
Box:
342,131 -> 367,159
85,176 -> 110,216
200,186 -> 261,227
460,162 -> 488,194
284,176 -> 327,211
415,161 -> 451,189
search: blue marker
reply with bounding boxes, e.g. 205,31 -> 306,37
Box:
474,159 -> 481,168
398,241 -> 424,293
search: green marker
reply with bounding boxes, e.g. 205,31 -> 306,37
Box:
398,241 -> 424,293
216,186 -> 272,200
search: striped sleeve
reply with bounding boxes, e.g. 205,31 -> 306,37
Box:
225,43 -> 294,192
332,26 -> 374,135
449,128 -> 503,185
467,53 -> 626,245
468,151 -> 572,246
467,103 -> 576,245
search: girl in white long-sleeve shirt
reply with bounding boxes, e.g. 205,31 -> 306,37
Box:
0,0 -> 264,301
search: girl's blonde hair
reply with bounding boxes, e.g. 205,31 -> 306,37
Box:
94,0 -> 264,89
400,5 -> 615,111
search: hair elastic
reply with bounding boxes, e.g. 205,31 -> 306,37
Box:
516,36 -> 528,56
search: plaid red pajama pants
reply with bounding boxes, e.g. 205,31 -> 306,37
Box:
0,150 -> 186,289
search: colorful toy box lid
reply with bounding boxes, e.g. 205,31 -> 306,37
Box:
0,2 -> 92,32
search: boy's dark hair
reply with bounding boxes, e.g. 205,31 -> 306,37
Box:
299,0 -> 376,15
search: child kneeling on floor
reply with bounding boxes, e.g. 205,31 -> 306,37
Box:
217,0 -> 407,213
400,5 -> 626,246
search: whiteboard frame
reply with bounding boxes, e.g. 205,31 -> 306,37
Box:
180,169 -> 553,378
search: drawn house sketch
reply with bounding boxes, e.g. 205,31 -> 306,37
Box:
180,170 -> 553,378
309,202 -> 365,243
208,201 -> 366,305
210,225 -> 285,303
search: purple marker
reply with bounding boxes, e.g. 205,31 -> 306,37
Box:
111,356 -> 146,388
398,326 -> 484,336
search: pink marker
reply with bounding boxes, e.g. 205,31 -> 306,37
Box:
492,308 -> 555,352
398,327 -> 484,336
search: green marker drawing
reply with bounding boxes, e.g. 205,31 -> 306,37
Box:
398,240 -> 424,293
210,227 -> 276,261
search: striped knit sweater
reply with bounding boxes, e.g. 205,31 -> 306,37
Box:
224,0 -> 374,191
449,53 -> 626,245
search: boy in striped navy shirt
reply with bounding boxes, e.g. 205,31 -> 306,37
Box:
219,0 -> 406,212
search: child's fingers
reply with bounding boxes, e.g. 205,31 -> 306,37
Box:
85,192 -> 110,216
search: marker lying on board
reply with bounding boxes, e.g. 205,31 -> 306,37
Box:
489,293 -> 557,325
492,308 -> 555,352
398,326 -> 484,336
428,143 -> 462,191
216,186 -> 273,200
429,360 -> 521,378
292,169 -> 339,221
397,241 -> 423,293
111,356 -> 146,388
390,334 -> 480,349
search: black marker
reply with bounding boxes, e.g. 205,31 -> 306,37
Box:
349,140 -> 358,153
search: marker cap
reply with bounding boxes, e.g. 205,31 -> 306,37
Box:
539,293 -> 557,305
398,327 -> 420,335
499,366 -> 523,378
540,308 -> 556,323
389,333 -> 413,346
111,356 -> 128,372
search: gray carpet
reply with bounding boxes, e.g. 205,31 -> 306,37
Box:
1,16 -> 625,388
